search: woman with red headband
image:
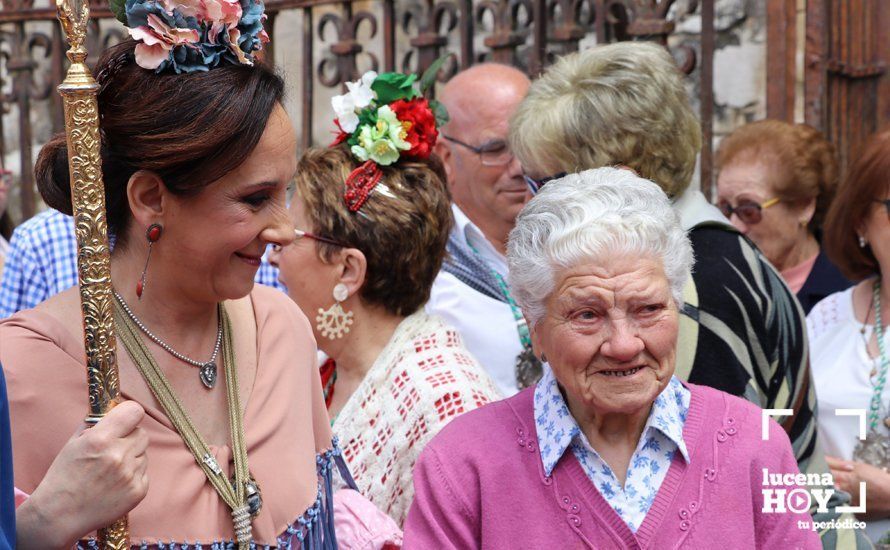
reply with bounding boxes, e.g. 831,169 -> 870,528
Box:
270,70 -> 501,526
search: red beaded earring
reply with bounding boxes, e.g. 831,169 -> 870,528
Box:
137,223 -> 162,299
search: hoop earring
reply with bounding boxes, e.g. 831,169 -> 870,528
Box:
540,353 -> 548,364
137,223 -> 162,299
316,283 -> 354,339
859,235 -> 868,248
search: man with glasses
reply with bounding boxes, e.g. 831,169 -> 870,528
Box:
425,63 -> 531,396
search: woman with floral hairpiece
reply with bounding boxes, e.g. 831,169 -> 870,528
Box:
269,69 -> 501,526
0,1 -> 343,547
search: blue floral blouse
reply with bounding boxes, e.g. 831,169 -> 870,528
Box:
533,368 -> 690,532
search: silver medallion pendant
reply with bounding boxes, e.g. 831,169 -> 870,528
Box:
854,431 -> 890,470
200,362 -> 217,389
232,475 -> 263,518
246,478 -> 263,517
515,346 -> 543,390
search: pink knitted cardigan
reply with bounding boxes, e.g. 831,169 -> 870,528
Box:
403,382 -> 821,549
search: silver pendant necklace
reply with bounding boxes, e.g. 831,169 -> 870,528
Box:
113,290 -> 221,389
853,279 -> 890,469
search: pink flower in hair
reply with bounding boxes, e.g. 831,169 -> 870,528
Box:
129,13 -> 200,70
202,0 -> 243,43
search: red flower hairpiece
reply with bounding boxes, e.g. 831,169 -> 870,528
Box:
329,57 -> 451,213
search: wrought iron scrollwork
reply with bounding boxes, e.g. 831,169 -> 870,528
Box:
400,0 -> 459,76
476,0 -> 533,66
317,6 -> 379,88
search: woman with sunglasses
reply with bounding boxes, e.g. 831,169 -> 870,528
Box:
716,120 -> 851,313
269,71 -> 500,526
807,130 -> 890,544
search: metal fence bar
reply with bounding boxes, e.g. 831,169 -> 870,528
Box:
1,0 -> 710,225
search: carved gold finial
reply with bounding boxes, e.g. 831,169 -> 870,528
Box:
56,0 -> 89,62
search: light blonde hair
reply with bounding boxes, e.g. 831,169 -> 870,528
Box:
510,42 -> 701,197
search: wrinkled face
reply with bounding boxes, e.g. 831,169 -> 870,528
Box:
532,255 -> 678,418
716,158 -> 812,267
862,187 -> 890,273
161,104 -> 296,301
445,88 -> 530,228
269,195 -> 341,345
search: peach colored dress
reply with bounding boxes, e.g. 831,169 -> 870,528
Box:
0,285 -> 337,548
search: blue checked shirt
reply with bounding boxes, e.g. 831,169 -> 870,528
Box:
0,209 -> 285,318
534,367 -> 691,532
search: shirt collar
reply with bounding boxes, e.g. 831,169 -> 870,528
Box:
533,368 -> 691,476
451,204 -> 508,275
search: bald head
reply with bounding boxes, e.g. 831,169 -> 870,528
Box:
434,63 -> 531,255
439,63 -> 530,135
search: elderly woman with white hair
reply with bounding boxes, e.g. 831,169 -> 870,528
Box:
402,168 -> 819,549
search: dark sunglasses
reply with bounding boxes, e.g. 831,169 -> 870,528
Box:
523,172 -> 567,194
717,197 -> 780,225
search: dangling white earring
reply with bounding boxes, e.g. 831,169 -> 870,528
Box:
316,283 -> 354,340
859,235 -> 868,248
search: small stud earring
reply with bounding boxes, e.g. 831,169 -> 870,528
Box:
137,223 -> 162,299
316,283 -> 354,339
540,353 -> 548,363
859,235 -> 868,248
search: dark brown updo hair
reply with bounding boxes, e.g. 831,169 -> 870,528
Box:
36,40 -> 285,247
295,146 -> 452,317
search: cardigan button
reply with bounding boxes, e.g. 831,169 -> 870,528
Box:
680,520 -> 691,531
568,514 -> 582,527
542,475 -> 553,486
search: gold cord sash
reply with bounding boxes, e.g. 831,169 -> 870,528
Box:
113,297 -> 253,547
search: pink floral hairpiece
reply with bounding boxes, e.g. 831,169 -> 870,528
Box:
111,0 -> 269,73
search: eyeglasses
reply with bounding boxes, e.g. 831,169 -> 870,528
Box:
875,199 -> 890,218
442,135 -> 514,167
272,229 -> 348,252
716,197 -> 780,225
523,172 -> 567,194
294,229 -> 348,247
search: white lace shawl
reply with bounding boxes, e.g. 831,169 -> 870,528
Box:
332,310 -> 502,525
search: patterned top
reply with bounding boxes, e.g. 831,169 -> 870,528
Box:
674,189 -> 872,550
533,368 -> 690,532
0,209 -> 284,318
332,310 -> 501,526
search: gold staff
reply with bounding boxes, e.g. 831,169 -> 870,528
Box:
55,0 -> 129,546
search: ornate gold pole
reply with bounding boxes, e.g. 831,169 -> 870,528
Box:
54,0 -> 129,547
